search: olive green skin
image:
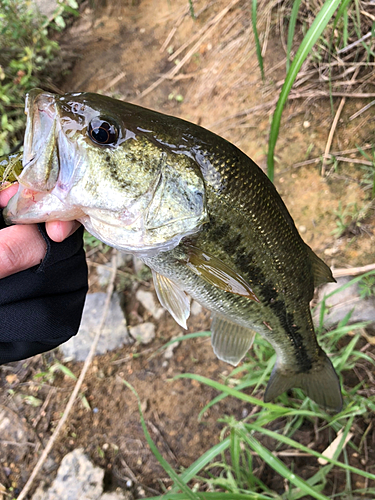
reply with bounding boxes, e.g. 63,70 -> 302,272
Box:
138,123 -> 321,375
89,95 -> 326,376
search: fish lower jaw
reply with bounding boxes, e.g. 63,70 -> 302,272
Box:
80,215 -> 190,257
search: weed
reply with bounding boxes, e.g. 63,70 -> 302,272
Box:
357,145 -> 375,199
0,0 -> 79,155
332,201 -> 370,238
83,231 -> 111,253
267,0 -> 341,181
128,273 -> 375,499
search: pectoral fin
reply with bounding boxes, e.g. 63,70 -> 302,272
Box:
185,246 -> 259,303
152,271 -> 190,329
211,314 -> 256,366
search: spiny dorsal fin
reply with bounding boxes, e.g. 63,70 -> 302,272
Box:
152,271 -> 190,329
306,244 -> 336,287
185,245 -> 260,302
211,314 -> 256,366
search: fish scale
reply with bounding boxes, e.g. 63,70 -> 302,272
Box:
4,90 -> 342,411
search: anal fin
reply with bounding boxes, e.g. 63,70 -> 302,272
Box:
152,271 -> 190,329
211,315 -> 256,366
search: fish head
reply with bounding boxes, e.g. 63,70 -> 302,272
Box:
4,90 -> 208,255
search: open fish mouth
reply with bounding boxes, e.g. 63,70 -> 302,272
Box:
20,89 -> 60,192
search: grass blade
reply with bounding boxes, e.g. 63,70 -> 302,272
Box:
237,428 -> 331,500
146,493 -> 275,500
252,0 -> 264,81
169,438 -> 231,494
286,0 -> 302,72
267,0 -> 342,181
175,373 -> 328,419
247,423 -> 375,481
122,379 -> 197,500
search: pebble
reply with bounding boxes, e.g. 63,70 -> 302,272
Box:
61,293 -> 132,361
163,335 -> 182,359
31,449 -> 103,500
31,449 -> 134,500
129,323 -> 156,344
136,290 -> 164,320
191,300 -> 203,316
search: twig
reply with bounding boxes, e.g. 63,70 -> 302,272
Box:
321,96 -> 347,176
338,31 -> 372,54
32,387 -> 56,429
101,71 -> 126,92
333,263 -> 375,278
17,253 -> 118,500
208,92 -> 375,129
137,0 -> 240,100
349,99 -> 375,121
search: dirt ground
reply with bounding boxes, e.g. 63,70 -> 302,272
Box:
1,0 -> 375,498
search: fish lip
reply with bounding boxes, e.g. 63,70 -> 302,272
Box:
23,89 -> 57,173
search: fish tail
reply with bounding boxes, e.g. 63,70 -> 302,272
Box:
264,351 -> 342,412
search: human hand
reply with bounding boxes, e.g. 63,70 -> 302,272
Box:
0,183 -> 81,279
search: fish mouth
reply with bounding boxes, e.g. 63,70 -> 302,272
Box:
20,89 -> 60,192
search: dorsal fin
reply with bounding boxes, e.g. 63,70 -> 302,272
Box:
306,244 -> 336,287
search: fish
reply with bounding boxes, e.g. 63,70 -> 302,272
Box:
4,89 -> 342,411
0,153 -> 23,191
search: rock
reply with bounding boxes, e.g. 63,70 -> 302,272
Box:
101,490 -> 133,500
31,449 -> 104,500
191,300 -> 203,316
314,276 -> 375,329
133,256 -> 145,274
33,0 -> 59,18
163,334 -> 182,359
0,406 -> 35,462
31,450 -> 134,500
129,323 -> 156,345
136,290 -> 164,320
96,253 -> 132,287
61,293 -> 132,361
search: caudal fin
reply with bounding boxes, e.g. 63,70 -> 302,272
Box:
264,353 -> 342,412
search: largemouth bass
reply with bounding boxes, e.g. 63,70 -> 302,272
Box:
4,89 -> 342,411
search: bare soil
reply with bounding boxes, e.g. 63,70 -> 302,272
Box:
1,0 -> 375,498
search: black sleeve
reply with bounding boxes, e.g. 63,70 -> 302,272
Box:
0,211 -> 88,364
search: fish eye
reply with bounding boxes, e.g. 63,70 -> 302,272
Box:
88,117 -> 118,145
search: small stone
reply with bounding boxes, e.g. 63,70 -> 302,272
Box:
136,290 -> 164,320
129,323 -> 156,344
163,335 -> 181,359
31,449 -> 104,500
61,293 -> 132,361
191,300 -> 203,316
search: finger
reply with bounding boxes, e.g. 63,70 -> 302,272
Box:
0,225 -> 47,279
0,183 -> 18,208
46,220 -> 81,242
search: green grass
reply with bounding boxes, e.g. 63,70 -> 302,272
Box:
0,0 -> 79,155
126,272 -> 375,499
267,0 -> 342,182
